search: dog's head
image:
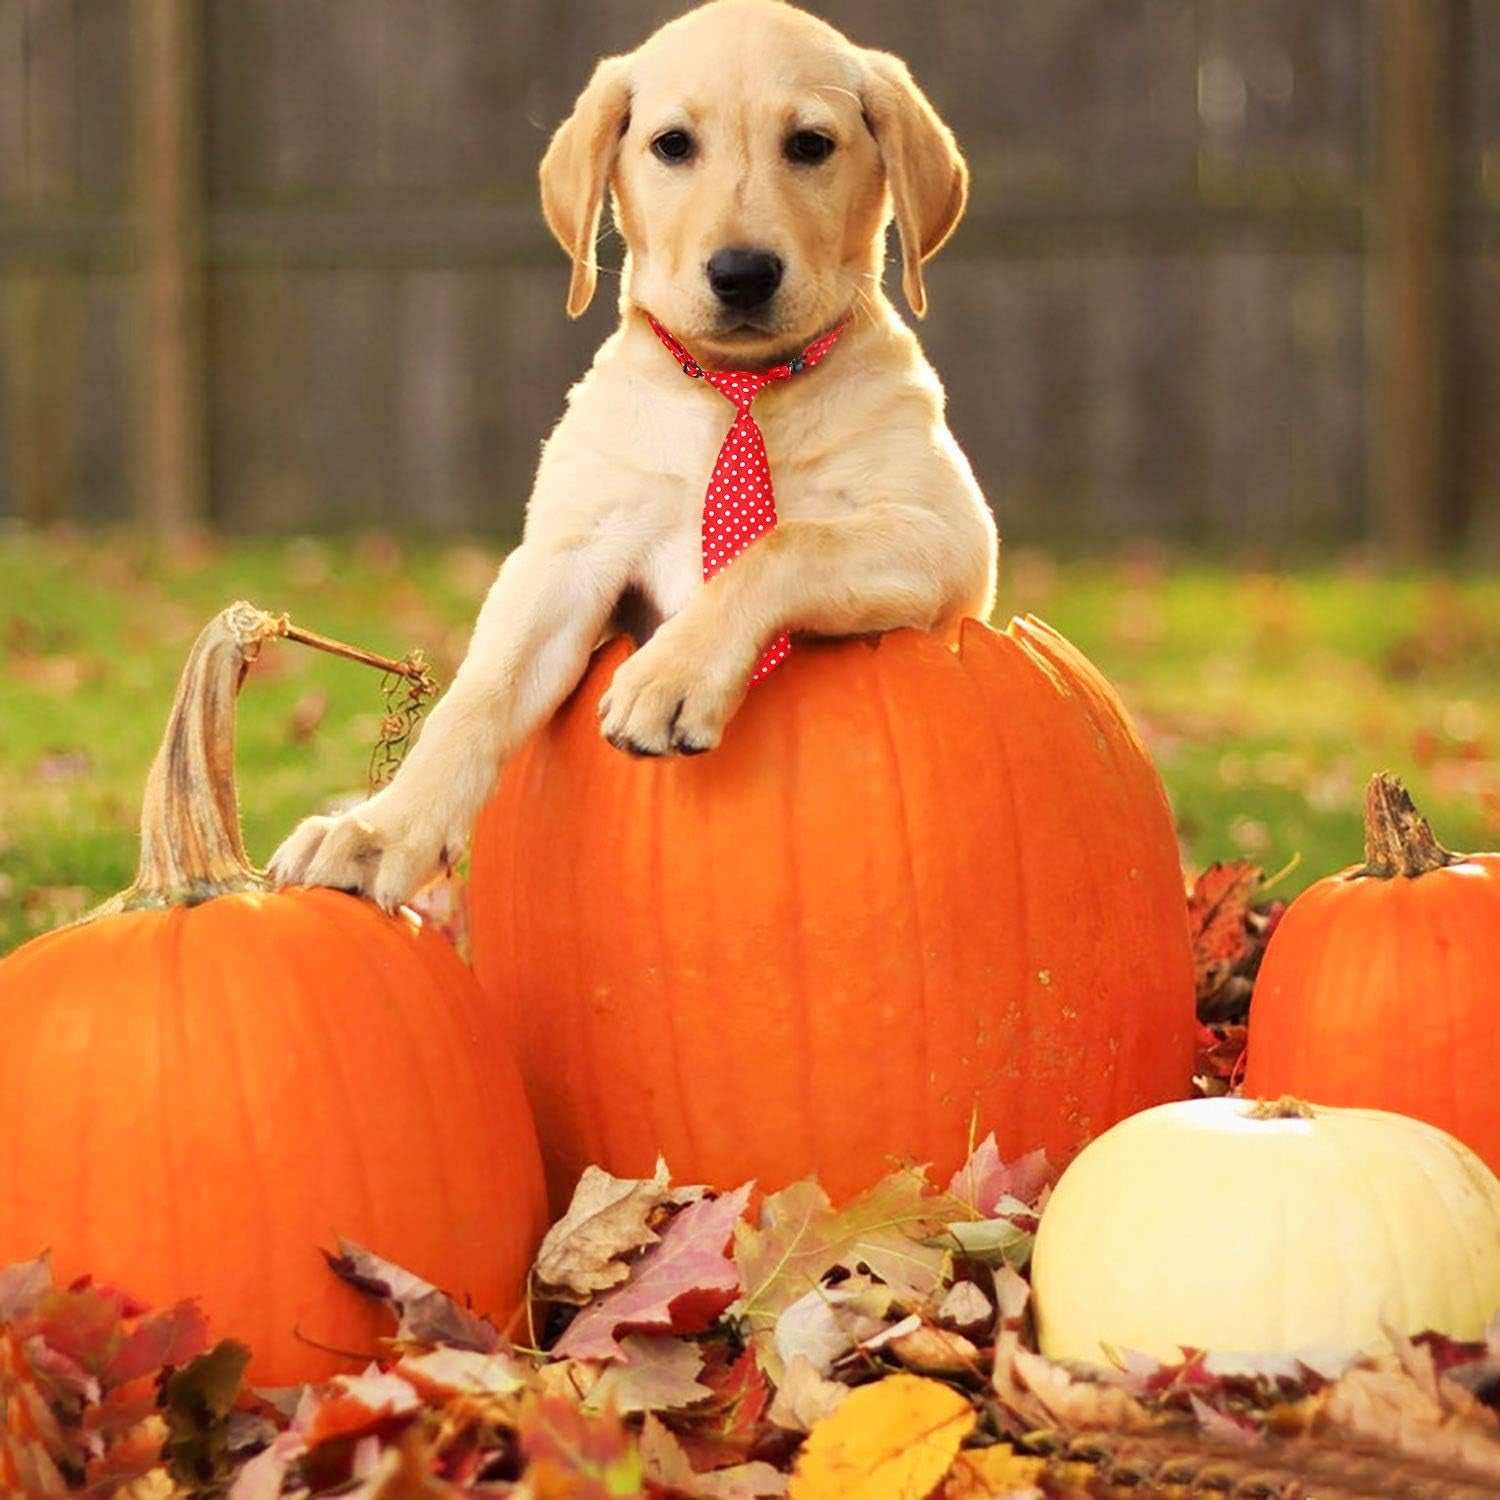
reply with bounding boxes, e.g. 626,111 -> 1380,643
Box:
539,0 -> 967,366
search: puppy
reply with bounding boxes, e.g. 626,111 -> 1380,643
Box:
271,0 -> 998,909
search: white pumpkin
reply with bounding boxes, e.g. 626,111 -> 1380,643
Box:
1031,1096 -> 1500,1365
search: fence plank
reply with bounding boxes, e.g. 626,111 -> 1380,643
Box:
22,0 -> 76,203
0,270 -> 84,522
0,1 -> 26,206
130,0 -> 207,530
1369,0 -> 1456,556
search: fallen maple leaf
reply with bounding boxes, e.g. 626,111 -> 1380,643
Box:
292,1367 -> 422,1451
0,1253 -> 52,1321
1321,1335 -> 1500,1482
935,1281 -> 993,1338
1187,860 -> 1262,996
582,1334 -> 711,1415
884,1320 -> 983,1377
226,1431 -> 306,1500
535,1159 -> 675,1302
788,1373 -> 974,1500
394,1346 -> 529,1400
553,1185 -> 752,1361
108,1301 -> 211,1385
771,1276 -> 894,1380
766,1355 -> 849,1434
946,1137 -> 1054,1218
518,1393 -> 642,1499
672,1349 -> 772,1469
734,1171 -> 952,1339
324,1239 -> 499,1352
639,1414 -> 787,1498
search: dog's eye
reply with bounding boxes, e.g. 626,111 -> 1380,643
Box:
652,130 -> 696,164
785,130 -> 836,165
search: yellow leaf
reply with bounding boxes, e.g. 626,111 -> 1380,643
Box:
788,1374 -> 974,1500
942,1446 -> 1045,1499
112,1472 -> 182,1500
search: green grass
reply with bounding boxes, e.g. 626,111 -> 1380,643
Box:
1,529 -> 1496,955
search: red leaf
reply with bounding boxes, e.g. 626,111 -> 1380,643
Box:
106,1299 -> 210,1384
1187,861 -> 1262,1000
946,1136 -> 1055,1217
1195,1022 -> 1248,1087
672,1350 -> 772,1469
519,1395 -> 642,1498
553,1186 -> 752,1361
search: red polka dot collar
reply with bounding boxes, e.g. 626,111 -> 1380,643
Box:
646,315 -> 846,682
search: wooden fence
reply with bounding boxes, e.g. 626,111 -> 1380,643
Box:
1,0 -> 1497,553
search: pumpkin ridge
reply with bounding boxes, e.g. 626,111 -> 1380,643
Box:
1323,1107 -> 1414,1336
647,753 -> 699,1181
275,895 -> 387,1252
577,699 -> 626,1174
181,901 -> 284,1354
1018,622 -> 1177,1115
955,633 -> 1039,1147
778,667 -> 814,1172
1408,1127 -> 1480,1330
867,642 -> 936,1157
339,903 -> 463,1244
161,909 -> 197,1313
210,894 -> 379,1371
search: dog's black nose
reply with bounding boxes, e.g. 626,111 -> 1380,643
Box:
706,248 -> 784,311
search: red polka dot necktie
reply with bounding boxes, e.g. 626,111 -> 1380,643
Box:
648,315 -> 845,682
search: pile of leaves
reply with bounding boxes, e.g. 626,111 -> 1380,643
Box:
6,1141 -> 1500,1499
1187,860 -> 1286,1095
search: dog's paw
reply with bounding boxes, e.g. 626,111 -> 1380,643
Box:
597,639 -> 746,757
269,797 -> 448,912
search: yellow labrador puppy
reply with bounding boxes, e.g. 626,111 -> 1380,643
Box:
272,0 -> 997,908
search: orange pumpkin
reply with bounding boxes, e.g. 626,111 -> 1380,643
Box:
0,604 -> 549,1385
1245,773 -> 1500,1169
471,618 -> 1195,1207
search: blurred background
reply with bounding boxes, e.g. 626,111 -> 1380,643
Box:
1,0 -> 1498,951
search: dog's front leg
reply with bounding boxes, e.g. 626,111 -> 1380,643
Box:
271,534 -> 636,908
599,501 -> 991,755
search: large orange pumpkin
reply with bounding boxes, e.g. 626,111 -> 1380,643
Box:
471,617 -> 1195,1207
0,604 -> 549,1385
1244,773 -> 1500,1169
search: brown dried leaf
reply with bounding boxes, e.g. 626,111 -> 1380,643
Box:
534,1159 -> 674,1301
553,1186 -> 751,1361
770,1276 -> 895,1381
766,1355 -> 850,1434
1320,1355 -> 1500,1483
886,1321 -> 983,1376
638,1414 -> 788,1498
936,1281 -> 994,1338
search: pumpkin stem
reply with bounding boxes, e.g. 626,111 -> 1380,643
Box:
89,602 -> 280,917
1245,1096 -> 1316,1121
1360,773 -> 1457,879
80,603 -> 439,922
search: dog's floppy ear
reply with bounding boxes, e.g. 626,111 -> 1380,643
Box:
860,50 -> 968,319
540,56 -> 632,318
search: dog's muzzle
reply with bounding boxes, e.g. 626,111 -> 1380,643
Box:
706,247 -> 784,312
